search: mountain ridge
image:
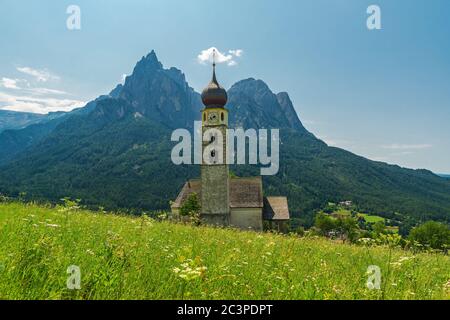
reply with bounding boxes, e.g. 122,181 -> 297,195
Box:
0,50 -> 449,230
0,110 -> 66,133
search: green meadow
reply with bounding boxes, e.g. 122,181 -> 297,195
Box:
0,202 -> 448,300
357,213 -> 385,224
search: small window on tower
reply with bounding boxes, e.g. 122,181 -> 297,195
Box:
210,135 -> 215,143
221,112 -> 224,121
203,113 -> 206,121
211,150 -> 216,158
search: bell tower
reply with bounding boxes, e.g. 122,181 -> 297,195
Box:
200,51 -> 230,225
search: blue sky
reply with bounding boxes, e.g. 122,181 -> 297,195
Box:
1,0 -> 449,173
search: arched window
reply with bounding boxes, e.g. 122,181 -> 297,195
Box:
211,150 -> 216,164
210,135 -> 215,143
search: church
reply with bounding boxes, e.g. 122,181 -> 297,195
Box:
171,61 -> 290,232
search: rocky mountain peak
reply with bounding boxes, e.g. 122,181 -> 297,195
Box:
230,78 -> 270,93
110,50 -> 201,129
132,50 -> 163,75
227,78 -> 305,132
276,92 -> 305,132
89,52 -> 307,133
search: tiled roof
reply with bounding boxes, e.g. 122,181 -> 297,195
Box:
172,177 -> 263,209
230,177 -> 263,208
263,196 -> 290,221
172,178 -> 290,221
171,179 -> 201,209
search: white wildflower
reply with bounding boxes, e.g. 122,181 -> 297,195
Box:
172,259 -> 207,281
46,223 -> 60,228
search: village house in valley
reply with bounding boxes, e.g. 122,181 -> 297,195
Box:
171,59 -> 290,232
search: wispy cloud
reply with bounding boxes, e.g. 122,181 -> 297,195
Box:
0,92 -> 84,114
197,47 -> 243,66
0,65 -> 78,113
1,80 -> 69,97
391,151 -> 414,156
381,144 -> 432,150
28,87 -> 68,95
228,49 -> 243,57
17,67 -> 59,82
0,78 -> 20,89
370,144 -> 433,166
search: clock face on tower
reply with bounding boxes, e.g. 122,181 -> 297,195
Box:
208,111 -> 219,124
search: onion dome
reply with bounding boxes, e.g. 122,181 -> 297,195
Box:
201,62 -> 227,108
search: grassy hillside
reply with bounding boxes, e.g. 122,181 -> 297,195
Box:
0,202 -> 449,300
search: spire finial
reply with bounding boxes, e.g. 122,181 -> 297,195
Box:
201,48 -> 228,108
212,48 -> 217,83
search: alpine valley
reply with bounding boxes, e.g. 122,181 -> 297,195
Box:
1,51 -> 450,230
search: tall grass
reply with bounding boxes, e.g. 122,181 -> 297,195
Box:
0,202 -> 448,300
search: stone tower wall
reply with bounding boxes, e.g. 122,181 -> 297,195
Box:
201,111 -> 230,225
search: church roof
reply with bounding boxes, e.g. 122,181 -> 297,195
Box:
172,177 -> 290,221
263,197 -> 290,221
201,51 -> 227,108
230,177 -> 263,208
171,179 -> 201,209
171,177 -> 263,209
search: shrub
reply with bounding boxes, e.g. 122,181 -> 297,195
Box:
336,216 -> 359,243
294,226 -> 305,237
57,197 -> 81,212
314,213 -> 360,243
179,193 -> 200,216
372,221 -> 387,236
314,213 -> 337,236
408,221 -> 450,251
322,203 -> 337,214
